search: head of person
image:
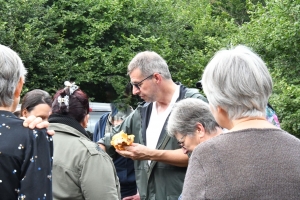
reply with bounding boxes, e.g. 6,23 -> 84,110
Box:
127,51 -> 172,101
109,103 -> 133,126
201,45 -> 273,129
20,89 -> 52,121
51,81 -> 90,128
167,98 -> 221,154
0,44 -> 27,112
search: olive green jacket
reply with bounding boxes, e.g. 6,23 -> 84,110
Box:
50,122 -> 121,200
101,85 -> 207,200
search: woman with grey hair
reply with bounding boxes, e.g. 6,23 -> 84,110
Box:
167,98 -> 222,155
181,45 -> 300,200
0,44 -> 53,199
167,98 -> 223,200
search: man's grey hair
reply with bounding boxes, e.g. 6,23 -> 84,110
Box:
202,45 -> 272,120
0,44 -> 27,107
167,98 -> 220,137
127,51 -> 171,79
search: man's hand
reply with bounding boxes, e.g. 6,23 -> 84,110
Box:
122,193 -> 140,200
116,143 -> 151,160
98,143 -> 106,151
22,115 -> 55,136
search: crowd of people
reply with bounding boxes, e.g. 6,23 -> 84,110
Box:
1,43 -> 300,200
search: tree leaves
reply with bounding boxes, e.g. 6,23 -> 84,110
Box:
0,0 -> 299,136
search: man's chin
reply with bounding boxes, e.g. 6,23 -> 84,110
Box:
140,96 -> 150,103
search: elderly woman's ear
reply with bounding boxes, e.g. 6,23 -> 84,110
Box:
10,77 -> 24,112
15,77 -> 24,98
195,123 -> 205,138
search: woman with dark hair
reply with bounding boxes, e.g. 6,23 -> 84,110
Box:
19,89 -> 52,121
49,81 -> 120,200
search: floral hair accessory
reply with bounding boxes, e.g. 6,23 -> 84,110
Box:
64,81 -> 79,95
57,95 -> 69,111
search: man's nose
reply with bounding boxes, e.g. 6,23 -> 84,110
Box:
132,86 -> 140,95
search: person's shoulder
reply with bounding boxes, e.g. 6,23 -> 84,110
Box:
193,132 -> 228,152
184,87 -> 208,103
268,128 -> 300,144
79,137 -> 109,156
137,101 -> 150,108
2,114 -> 47,136
130,101 -> 151,115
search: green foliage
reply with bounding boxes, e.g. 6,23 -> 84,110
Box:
0,0 -> 299,136
210,0 -> 265,25
272,77 -> 300,138
0,0 -> 236,99
232,0 -> 300,135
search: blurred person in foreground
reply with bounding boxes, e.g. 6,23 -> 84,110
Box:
93,103 -> 139,200
19,89 -> 52,121
94,82 -> 139,200
94,103 -> 139,200
49,81 -> 121,200
0,44 -> 53,199
98,51 -> 207,200
181,45 -> 300,200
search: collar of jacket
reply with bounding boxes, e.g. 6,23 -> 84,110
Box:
48,113 -> 90,138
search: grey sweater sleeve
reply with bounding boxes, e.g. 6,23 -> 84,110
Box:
181,152 -> 206,200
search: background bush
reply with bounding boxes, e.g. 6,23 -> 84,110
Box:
0,0 -> 299,136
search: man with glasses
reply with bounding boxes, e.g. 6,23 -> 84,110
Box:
98,51 -> 207,200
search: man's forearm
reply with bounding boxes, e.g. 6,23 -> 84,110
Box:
149,148 -> 188,167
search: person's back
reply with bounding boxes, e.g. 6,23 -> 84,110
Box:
0,44 -> 53,199
0,114 -> 53,199
49,81 -> 120,200
183,128 -> 300,199
184,44 -> 300,200
51,123 -> 119,199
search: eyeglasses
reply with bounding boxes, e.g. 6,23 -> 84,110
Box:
130,74 -> 154,90
177,135 -> 187,147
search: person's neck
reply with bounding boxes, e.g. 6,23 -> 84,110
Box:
155,81 -> 177,112
0,107 -> 12,112
229,116 -> 275,131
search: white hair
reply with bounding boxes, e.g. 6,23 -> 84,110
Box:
167,98 -> 220,137
0,44 -> 27,107
202,45 -> 272,120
